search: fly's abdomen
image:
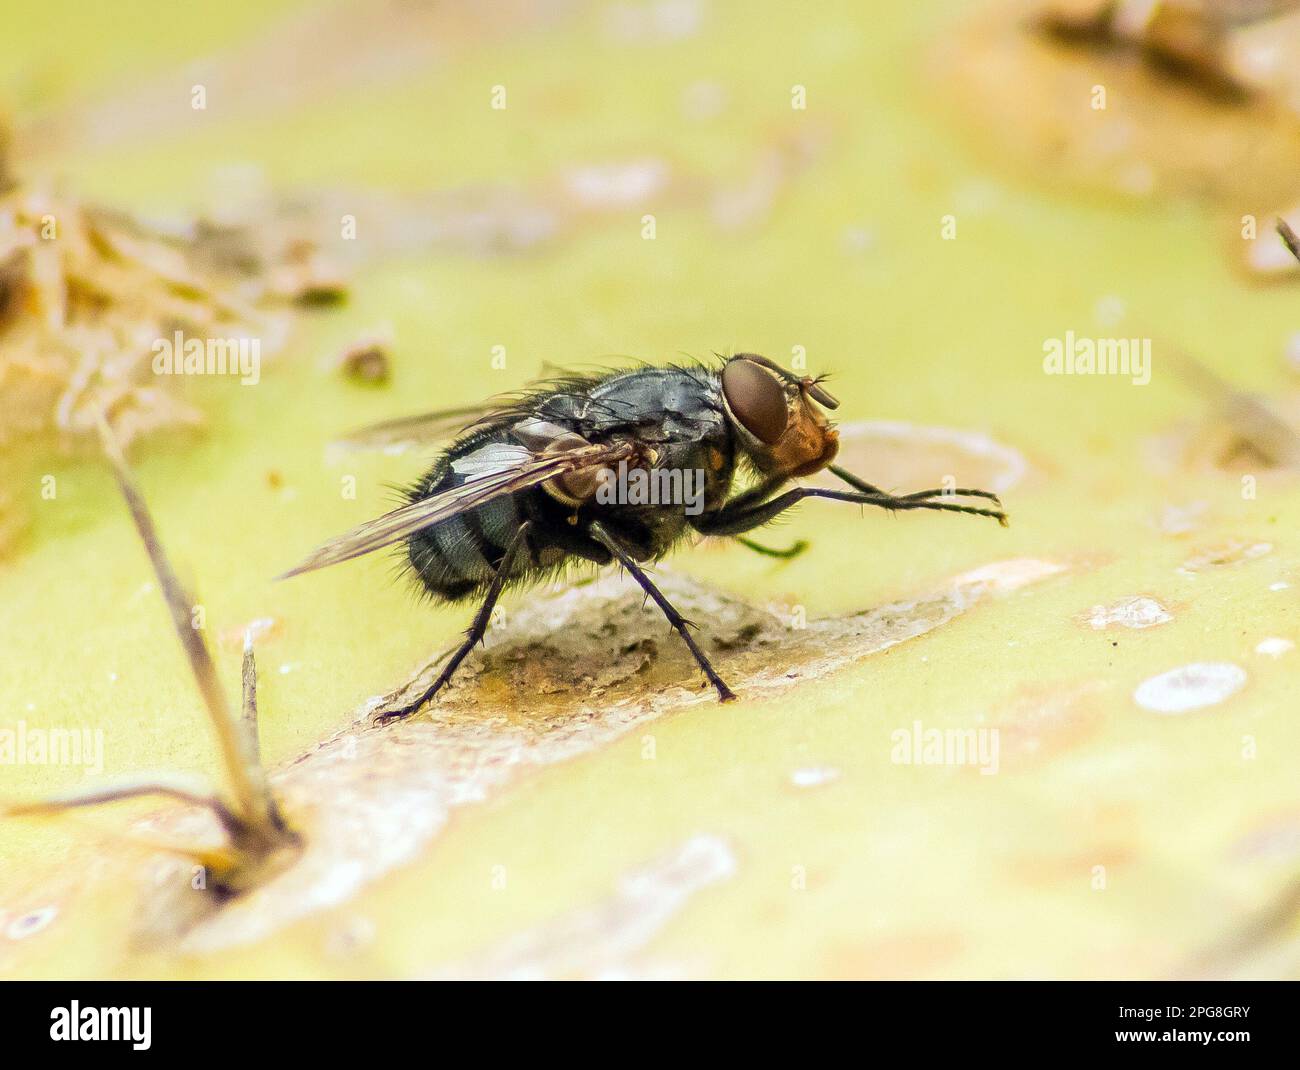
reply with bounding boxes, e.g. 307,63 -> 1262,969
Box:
405,490 -> 528,603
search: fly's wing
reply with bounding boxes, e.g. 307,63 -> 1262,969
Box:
330,366 -> 607,454
330,405 -> 496,455
279,438 -> 635,578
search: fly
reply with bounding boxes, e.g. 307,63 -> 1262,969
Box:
282,354 -> 1008,718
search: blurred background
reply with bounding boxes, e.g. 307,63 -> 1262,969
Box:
2,0 -> 1300,978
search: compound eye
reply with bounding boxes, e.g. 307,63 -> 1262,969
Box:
722,358 -> 788,445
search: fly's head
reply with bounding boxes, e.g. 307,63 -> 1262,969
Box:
720,353 -> 840,477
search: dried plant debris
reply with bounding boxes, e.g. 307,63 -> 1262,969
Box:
1256,211 -> 1300,277
0,141 -> 348,549
1038,0 -> 1300,96
2,557 -> 1063,954
0,179 -> 342,450
1143,338 -> 1300,474
4,420 -> 298,942
934,1 -> 1300,207
335,334 -> 391,386
1182,874 -> 1300,979
1170,341 -> 1300,466
1278,215 -> 1300,258
1144,408 -> 1300,474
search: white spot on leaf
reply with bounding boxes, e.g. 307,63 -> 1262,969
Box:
1156,501 -> 1206,536
1255,638 -> 1294,658
5,906 -> 57,940
1086,596 -> 1172,630
1134,663 -> 1247,714
790,766 -> 841,788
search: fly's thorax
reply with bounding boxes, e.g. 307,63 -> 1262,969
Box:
585,365 -> 721,434
509,369 -> 730,513
686,436 -> 736,511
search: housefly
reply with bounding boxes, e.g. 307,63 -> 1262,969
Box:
282,354 -> 1008,718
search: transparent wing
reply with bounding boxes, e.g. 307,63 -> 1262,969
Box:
330,405 -> 496,454
329,365 -> 599,454
280,438 -> 635,578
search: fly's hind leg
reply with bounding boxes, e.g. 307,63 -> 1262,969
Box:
377,521 -> 532,722
588,521 -> 738,703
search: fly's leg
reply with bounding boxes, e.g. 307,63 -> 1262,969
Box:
377,521 -> 532,722
828,464 -> 1003,507
588,520 -> 738,703
734,536 -> 809,559
713,473 -> 787,513
693,486 -> 1008,538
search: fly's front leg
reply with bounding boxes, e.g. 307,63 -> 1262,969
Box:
588,520 -> 737,703
694,486 -> 1007,538
828,464 -> 1003,508
692,487 -> 810,537
706,473 -> 788,516
689,473 -> 793,538
377,521 -> 532,722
